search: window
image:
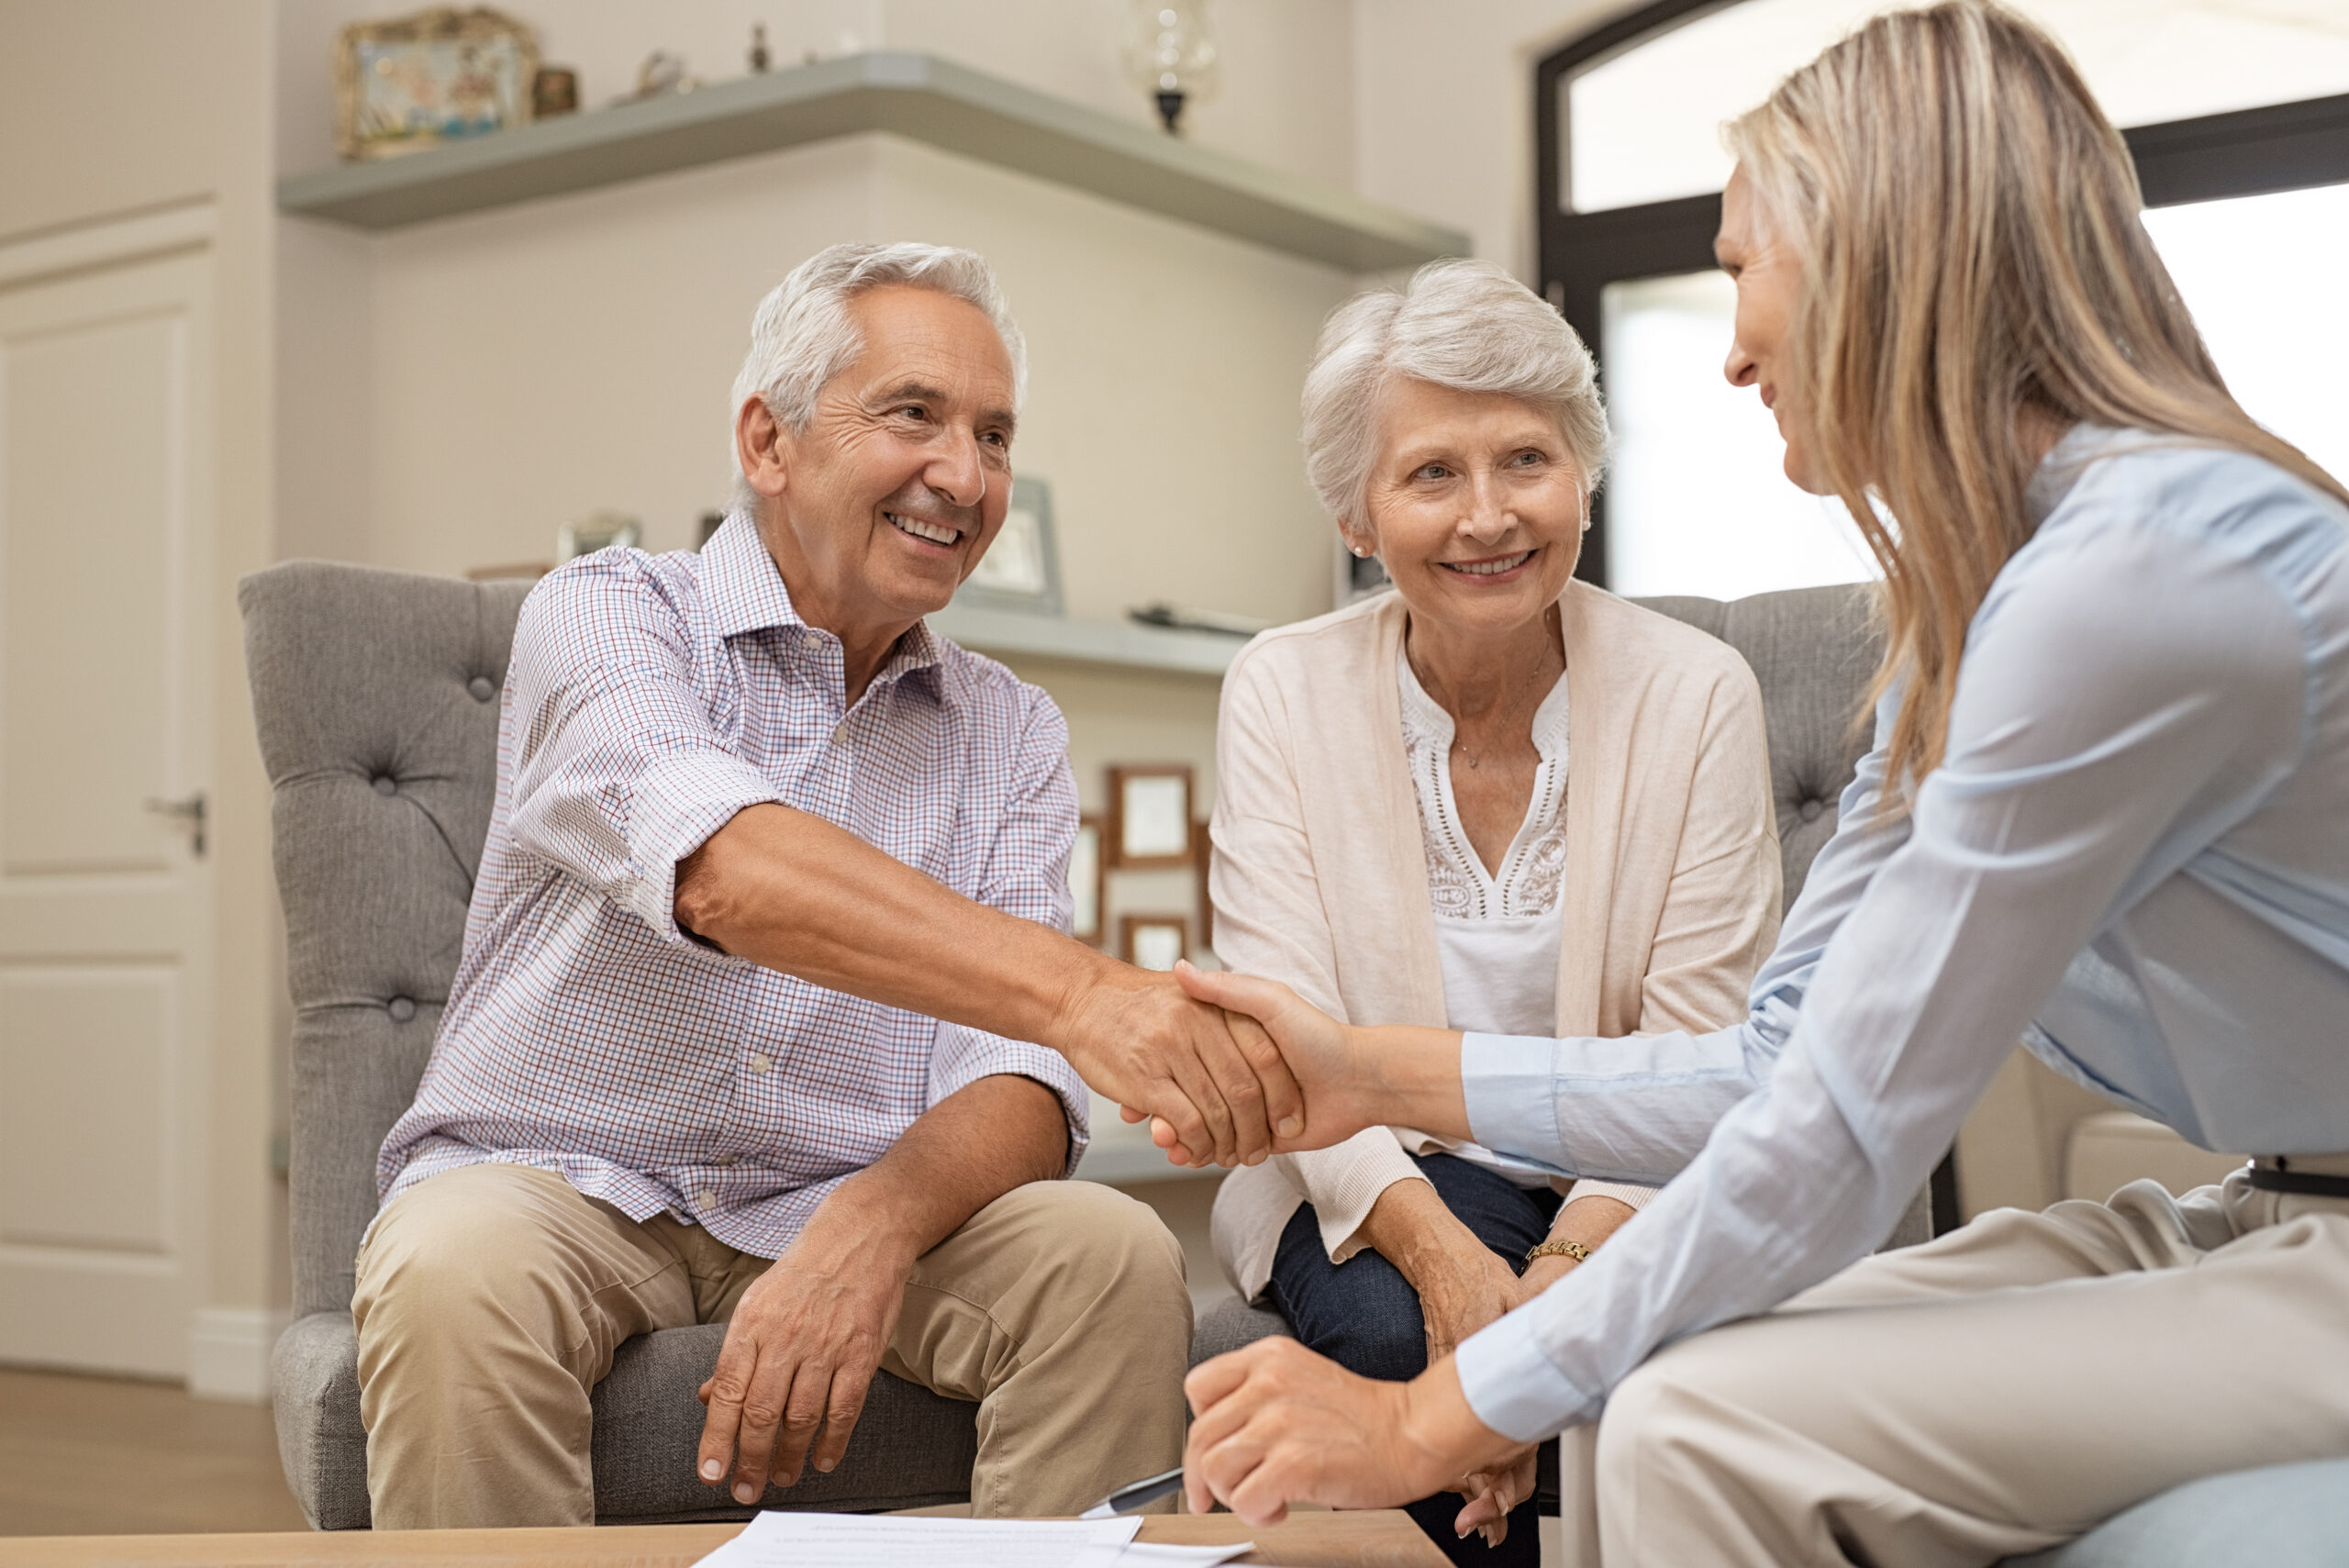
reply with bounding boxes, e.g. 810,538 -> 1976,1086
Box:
1542,0 -> 2349,596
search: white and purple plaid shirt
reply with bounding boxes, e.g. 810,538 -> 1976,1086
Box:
376,513 -> 1089,1259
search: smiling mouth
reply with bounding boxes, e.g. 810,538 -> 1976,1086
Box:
1441,550 -> 1535,577
886,511 -> 960,548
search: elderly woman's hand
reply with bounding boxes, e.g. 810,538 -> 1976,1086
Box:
1183,1338 -> 1520,1526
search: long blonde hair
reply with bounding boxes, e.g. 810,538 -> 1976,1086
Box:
1726,1 -> 2348,793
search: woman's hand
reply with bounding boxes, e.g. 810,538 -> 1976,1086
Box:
1359,1179 -> 1525,1368
1453,1446 -> 1539,1548
1183,1339 -> 1519,1525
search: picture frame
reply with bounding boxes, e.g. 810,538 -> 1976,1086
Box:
1192,817 -> 1215,952
1071,816 -> 1106,945
1120,914 -> 1190,973
335,7 -> 540,162
956,476 -> 1063,616
1107,764 -> 1195,870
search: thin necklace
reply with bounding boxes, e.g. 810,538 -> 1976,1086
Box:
1447,643 -> 1558,769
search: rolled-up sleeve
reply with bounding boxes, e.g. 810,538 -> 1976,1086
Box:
1453,523 -> 2308,1440
925,686 -> 1090,1169
504,557 -> 783,948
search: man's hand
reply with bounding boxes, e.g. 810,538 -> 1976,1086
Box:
1183,1339 -> 1518,1526
1052,960 -> 1305,1169
696,1206 -> 913,1503
693,1073 -> 1067,1502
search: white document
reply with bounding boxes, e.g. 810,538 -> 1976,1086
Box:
693,1511 -> 1139,1568
691,1512 -> 1253,1568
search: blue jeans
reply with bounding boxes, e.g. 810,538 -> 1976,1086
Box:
1267,1153 -> 1562,1567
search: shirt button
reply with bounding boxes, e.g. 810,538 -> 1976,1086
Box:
714,1153 -> 739,1167
749,1052 -> 773,1075
831,722 -> 849,746
695,1189 -> 718,1208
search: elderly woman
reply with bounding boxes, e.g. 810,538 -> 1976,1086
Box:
1178,6 -> 2349,1565
1203,259 -> 1782,1563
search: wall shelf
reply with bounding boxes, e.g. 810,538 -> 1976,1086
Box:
929,603 -> 1247,678
277,51 -> 1469,272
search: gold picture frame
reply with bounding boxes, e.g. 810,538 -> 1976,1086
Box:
335,7 -> 540,161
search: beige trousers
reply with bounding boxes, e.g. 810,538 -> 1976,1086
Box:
1564,1171 -> 2349,1567
351,1163 -> 1192,1529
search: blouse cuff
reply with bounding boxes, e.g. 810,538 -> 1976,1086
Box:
1461,1032 -> 1571,1168
1278,1129 -> 1430,1264
1454,1302 -> 1599,1442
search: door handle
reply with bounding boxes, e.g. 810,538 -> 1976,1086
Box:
143,791 -> 206,856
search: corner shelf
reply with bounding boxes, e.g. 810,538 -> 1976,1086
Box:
277,51 -> 1469,272
929,603 -> 1247,678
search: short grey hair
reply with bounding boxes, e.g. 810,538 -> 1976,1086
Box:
1301,259 -> 1609,528
729,241 -> 1028,507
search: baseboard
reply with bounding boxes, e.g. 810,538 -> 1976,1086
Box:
188,1307 -> 291,1404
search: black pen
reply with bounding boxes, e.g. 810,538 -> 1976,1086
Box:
1079,1464 -> 1186,1518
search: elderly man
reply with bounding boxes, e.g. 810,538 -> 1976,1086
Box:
352,242 -> 1298,1529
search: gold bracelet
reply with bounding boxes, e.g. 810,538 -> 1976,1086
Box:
1524,1238 -> 1591,1267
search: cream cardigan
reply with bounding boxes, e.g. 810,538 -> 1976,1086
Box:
1208,583 -> 1784,1302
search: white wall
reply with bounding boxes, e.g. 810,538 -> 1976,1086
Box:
1352,0 -> 1633,279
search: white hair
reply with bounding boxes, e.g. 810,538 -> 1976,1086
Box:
729,241 -> 1028,507
1300,259 -> 1609,529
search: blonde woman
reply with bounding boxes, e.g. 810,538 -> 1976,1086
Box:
1169,5 -> 2349,1563
1202,260 -> 1781,1562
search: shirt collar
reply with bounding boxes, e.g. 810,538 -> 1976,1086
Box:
699,510 -> 948,695
2025,423 -> 2162,530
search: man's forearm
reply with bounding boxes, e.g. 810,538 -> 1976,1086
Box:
797,1073 -> 1069,1262
676,803 -> 1106,1051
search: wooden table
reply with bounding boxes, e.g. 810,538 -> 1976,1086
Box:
0,1511 -> 1446,1567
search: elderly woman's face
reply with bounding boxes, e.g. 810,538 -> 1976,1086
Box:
1355,377 -> 1586,634
1718,167 -> 1822,495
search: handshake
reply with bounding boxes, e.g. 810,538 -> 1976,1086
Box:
1047,960 -> 1444,1172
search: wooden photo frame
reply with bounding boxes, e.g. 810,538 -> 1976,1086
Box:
335,7 -> 540,161
1192,817 -> 1215,953
1070,815 -> 1106,945
1120,914 -> 1190,973
1106,763 -> 1195,870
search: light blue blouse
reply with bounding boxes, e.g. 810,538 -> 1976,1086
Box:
1452,425 -> 2349,1440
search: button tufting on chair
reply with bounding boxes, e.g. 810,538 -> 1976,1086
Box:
1799,798 -> 1825,822
372,775 -> 397,795
467,676 -> 496,702
386,996 -> 417,1022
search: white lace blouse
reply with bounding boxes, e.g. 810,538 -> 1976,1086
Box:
1399,650 -> 1655,1209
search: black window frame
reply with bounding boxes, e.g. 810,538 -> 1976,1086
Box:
1536,0 -> 2349,587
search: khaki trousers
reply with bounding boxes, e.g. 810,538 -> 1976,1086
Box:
351,1163 -> 1192,1529
1566,1171 -> 2349,1567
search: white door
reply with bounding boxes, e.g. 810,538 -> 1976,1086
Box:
0,212 -> 215,1378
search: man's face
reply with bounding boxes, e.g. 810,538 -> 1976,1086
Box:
751,285 -> 1018,630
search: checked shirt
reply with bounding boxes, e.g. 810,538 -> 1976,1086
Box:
375,512 -> 1088,1259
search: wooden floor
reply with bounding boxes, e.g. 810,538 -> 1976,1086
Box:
0,1367 -> 309,1538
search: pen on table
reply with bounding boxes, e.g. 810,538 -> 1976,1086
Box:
1079,1464 -> 1186,1519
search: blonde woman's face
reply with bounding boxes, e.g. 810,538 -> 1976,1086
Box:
1718,167 -> 1823,495
1353,377 -> 1586,635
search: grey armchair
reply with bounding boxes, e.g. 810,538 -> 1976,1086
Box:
241,561 -> 980,1529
